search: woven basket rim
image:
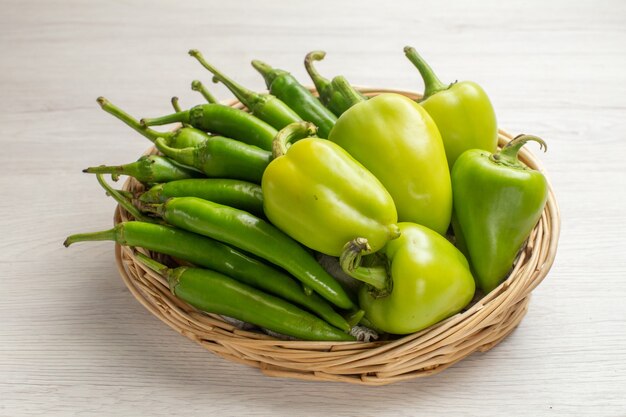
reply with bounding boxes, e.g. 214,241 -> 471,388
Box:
113,87 -> 561,385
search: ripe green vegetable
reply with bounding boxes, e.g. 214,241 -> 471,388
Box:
262,122 -> 400,257
452,135 -> 548,293
342,223 -> 475,334
329,93 -> 452,235
404,46 -> 498,168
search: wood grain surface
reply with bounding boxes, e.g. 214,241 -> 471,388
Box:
1,0 -> 625,415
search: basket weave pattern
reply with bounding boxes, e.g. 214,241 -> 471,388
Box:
114,88 -> 560,385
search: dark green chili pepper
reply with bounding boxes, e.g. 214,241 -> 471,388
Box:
146,197 -> 355,309
304,51 -> 367,116
133,252 -> 353,341
191,80 -> 218,104
139,178 -> 264,217
97,97 -> 207,149
140,103 -> 277,151
64,221 -> 349,331
153,136 -> 271,184
251,59 -> 337,138
83,155 -> 203,183
189,49 -> 302,130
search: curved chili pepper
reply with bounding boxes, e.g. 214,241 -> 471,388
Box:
139,178 -> 264,217
97,97 -> 207,149
64,221 -> 349,331
83,155 -> 203,183
133,252 -> 353,341
145,197 -> 355,309
140,103 -> 277,151
189,50 -> 302,130
153,136 -> 271,184
251,59 -> 337,138
304,51 -> 367,116
404,46 -> 498,168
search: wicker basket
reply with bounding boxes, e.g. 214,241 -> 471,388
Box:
114,88 -> 560,385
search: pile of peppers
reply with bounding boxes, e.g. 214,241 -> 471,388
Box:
65,47 -> 549,341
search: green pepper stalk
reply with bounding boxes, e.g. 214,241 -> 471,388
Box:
304,51 -> 366,116
132,252 -> 353,341
140,102 -> 277,151
251,59 -> 337,138
139,178 -> 265,217
341,223 -> 475,334
263,121 -> 400,257
452,135 -> 549,293
189,49 -> 303,130
64,221 -> 349,331
97,97 -> 207,149
170,97 -> 192,128
143,196 -> 355,309
404,46 -> 498,168
190,80 -> 218,104
153,135 -> 271,184
83,155 -> 204,184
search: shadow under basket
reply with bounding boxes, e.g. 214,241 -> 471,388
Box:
114,88 -> 561,386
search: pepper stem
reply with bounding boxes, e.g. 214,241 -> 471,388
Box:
339,238 -> 389,292
251,59 -> 286,88
134,251 -> 170,276
63,226 -> 119,247
94,174 -> 154,223
403,46 -> 448,100
97,97 -> 168,143
304,51 -> 331,94
190,49 -> 260,108
154,137 -> 198,168
272,122 -> 317,159
140,110 -> 190,127
332,76 -> 366,108
171,97 -> 191,128
492,134 -> 547,168
191,80 -> 217,104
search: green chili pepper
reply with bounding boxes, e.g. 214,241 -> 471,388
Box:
97,97 -> 208,149
328,93 -> 452,235
262,122 -> 399,257
64,221 -> 349,331
189,50 -> 302,130
83,155 -> 203,183
133,252 -> 353,341
153,136 -> 271,184
251,59 -> 337,138
341,223 -> 475,334
451,135 -> 548,293
140,103 -> 277,151
139,179 -> 264,217
304,51 -> 367,116
146,197 -> 355,309
404,47 -> 498,168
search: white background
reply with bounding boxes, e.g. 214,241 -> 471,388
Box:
1,0 -> 625,416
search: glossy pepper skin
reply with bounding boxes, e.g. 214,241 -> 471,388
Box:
329,93 -> 452,235
342,223 -> 475,335
404,47 -> 498,168
251,60 -> 337,139
262,122 -> 400,257
134,253 -> 354,341
452,135 -> 548,293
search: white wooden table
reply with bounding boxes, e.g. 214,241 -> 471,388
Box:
2,0 -> 625,415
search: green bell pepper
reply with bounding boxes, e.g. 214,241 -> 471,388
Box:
404,47 -> 498,168
341,223 -> 475,334
452,135 -> 549,293
262,122 -> 400,257
328,93 -> 452,235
